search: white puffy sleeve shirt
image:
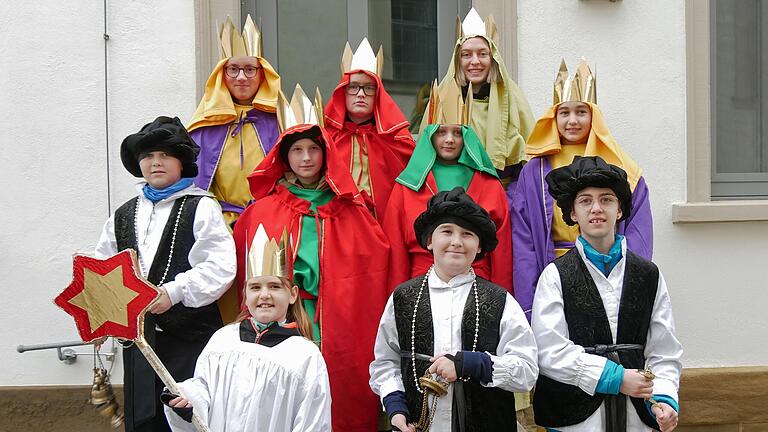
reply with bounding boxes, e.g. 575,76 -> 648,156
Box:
164,324 -> 331,432
94,185 -> 236,308
369,270 -> 538,430
531,240 -> 683,431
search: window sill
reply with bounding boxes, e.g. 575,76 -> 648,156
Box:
672,201 -> 768,223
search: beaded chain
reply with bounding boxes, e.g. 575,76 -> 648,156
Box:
411,266 -> 480,393
133,196 -> 187,287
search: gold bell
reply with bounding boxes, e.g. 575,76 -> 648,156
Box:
96,399 -> 118,417
90,384 -> 113,405
89,367 -> 124,428
418,374 -> 449,397
110,411 -> 125,429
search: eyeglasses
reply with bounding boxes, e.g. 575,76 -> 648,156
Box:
224,65 -> 260,78
346,84 -> 377,96
575,195 -> 619,209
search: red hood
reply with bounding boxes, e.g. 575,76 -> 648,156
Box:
324,70 -> 411,135
247,124 -> 362,202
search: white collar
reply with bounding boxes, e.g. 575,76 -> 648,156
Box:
428,267 -> 474,289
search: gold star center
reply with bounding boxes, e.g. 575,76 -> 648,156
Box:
69,266 -> 140,331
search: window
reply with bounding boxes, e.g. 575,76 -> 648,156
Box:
239,0 -> 470,130
711,0 -> 768,200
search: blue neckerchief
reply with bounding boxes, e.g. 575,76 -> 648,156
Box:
142,178 -> 193,203
578,234 -> 624,276
250,317 -> 287,332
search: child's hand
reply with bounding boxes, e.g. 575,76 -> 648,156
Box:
428,354 -> 457,383
169,395 -> 192,408
149,287 -> 173,314
619,369 -> 653,399
390,414 -> 415,432
652,402 -> 678,432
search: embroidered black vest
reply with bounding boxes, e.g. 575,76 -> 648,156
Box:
114,195 -> 223,342
114,195 -> 224,429
393,275 -> 517,432
533,248 -> 659,429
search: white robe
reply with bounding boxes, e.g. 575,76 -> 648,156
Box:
532,239 -> 683,431
164,323 -> 332,432
369,270 -> 538,431
94,184 -> 236,308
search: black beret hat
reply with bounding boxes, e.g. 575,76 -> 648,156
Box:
545,155 -> 632,226
120,116 -> 200,178
413,187 -> 498,260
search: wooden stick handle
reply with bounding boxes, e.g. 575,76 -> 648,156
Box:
135,337 -> 210,432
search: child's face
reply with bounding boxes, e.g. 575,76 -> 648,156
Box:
245,276 -> 298,324
556,102 -> 592,145
570,187 -> 622,243
431,125 -> 464,164
460,37 -> 492,85
345,72 -> 376,124
223,56 -> 263,105
139,151 -> 183,189
287,138 -> 324,185
427,222 -> 481,279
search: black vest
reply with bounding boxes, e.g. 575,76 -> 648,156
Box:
114,195 -> 223,342
114,194 -> 224,429
533,248 -> 659,429
393,275 -> 517,432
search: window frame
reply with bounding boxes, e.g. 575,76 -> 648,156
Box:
672,0 -> 768,222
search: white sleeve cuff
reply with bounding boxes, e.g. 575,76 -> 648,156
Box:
379,377 -> 406,403
576,354 -> 608,396
652,378 -> 679,401
162,281 -> 184,306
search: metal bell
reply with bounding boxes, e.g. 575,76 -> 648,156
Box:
109,411 -> 125,429
90,384 -> 113,405
96,398 -> 118,417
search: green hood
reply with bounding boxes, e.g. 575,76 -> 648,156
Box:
396,124 -> 498,191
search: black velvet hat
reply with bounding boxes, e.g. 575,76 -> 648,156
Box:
545,155 -> 632,226
413,187 -> 498,259
277,125 -> 326,166
120,116 -> 200,178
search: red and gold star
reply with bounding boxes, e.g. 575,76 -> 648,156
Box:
54,250 -> 159,342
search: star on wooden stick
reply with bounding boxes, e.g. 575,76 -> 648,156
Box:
54,250 -> 159,343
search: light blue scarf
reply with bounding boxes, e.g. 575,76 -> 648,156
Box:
142,178 -> 193,203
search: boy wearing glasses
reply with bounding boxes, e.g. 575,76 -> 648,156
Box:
324,38 -> 415,220
531,156 -> 682,432
187,16 -> 281,229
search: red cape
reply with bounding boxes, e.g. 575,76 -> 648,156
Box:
324,70 -> 415,220
234,124 -> 389,432
382,171 -> 513,293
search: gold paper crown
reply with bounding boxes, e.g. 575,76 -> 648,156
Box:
420,79 -> 473,134
341,37 -> 384,76
456,7 -> 498,42
245,225 -> 288,281
218,14 -> 263,59
276,84 -> 324,133
553,58 -> 597,105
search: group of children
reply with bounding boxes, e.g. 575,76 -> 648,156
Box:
91,8 -> 682,432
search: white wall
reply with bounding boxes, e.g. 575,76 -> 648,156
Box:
1,0 -> 766,388
516,0 -> 768,367
0,1 -> 197,385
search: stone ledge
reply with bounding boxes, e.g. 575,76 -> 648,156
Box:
0,385 -> 124,432
679,366 -> 768,425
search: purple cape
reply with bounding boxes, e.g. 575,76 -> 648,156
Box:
510,156 -> 653,321
189,109 -> 279,214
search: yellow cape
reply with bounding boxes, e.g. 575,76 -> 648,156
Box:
430,35 -> 534,170
526,102 -> 642,190
188,57 -> 281,132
